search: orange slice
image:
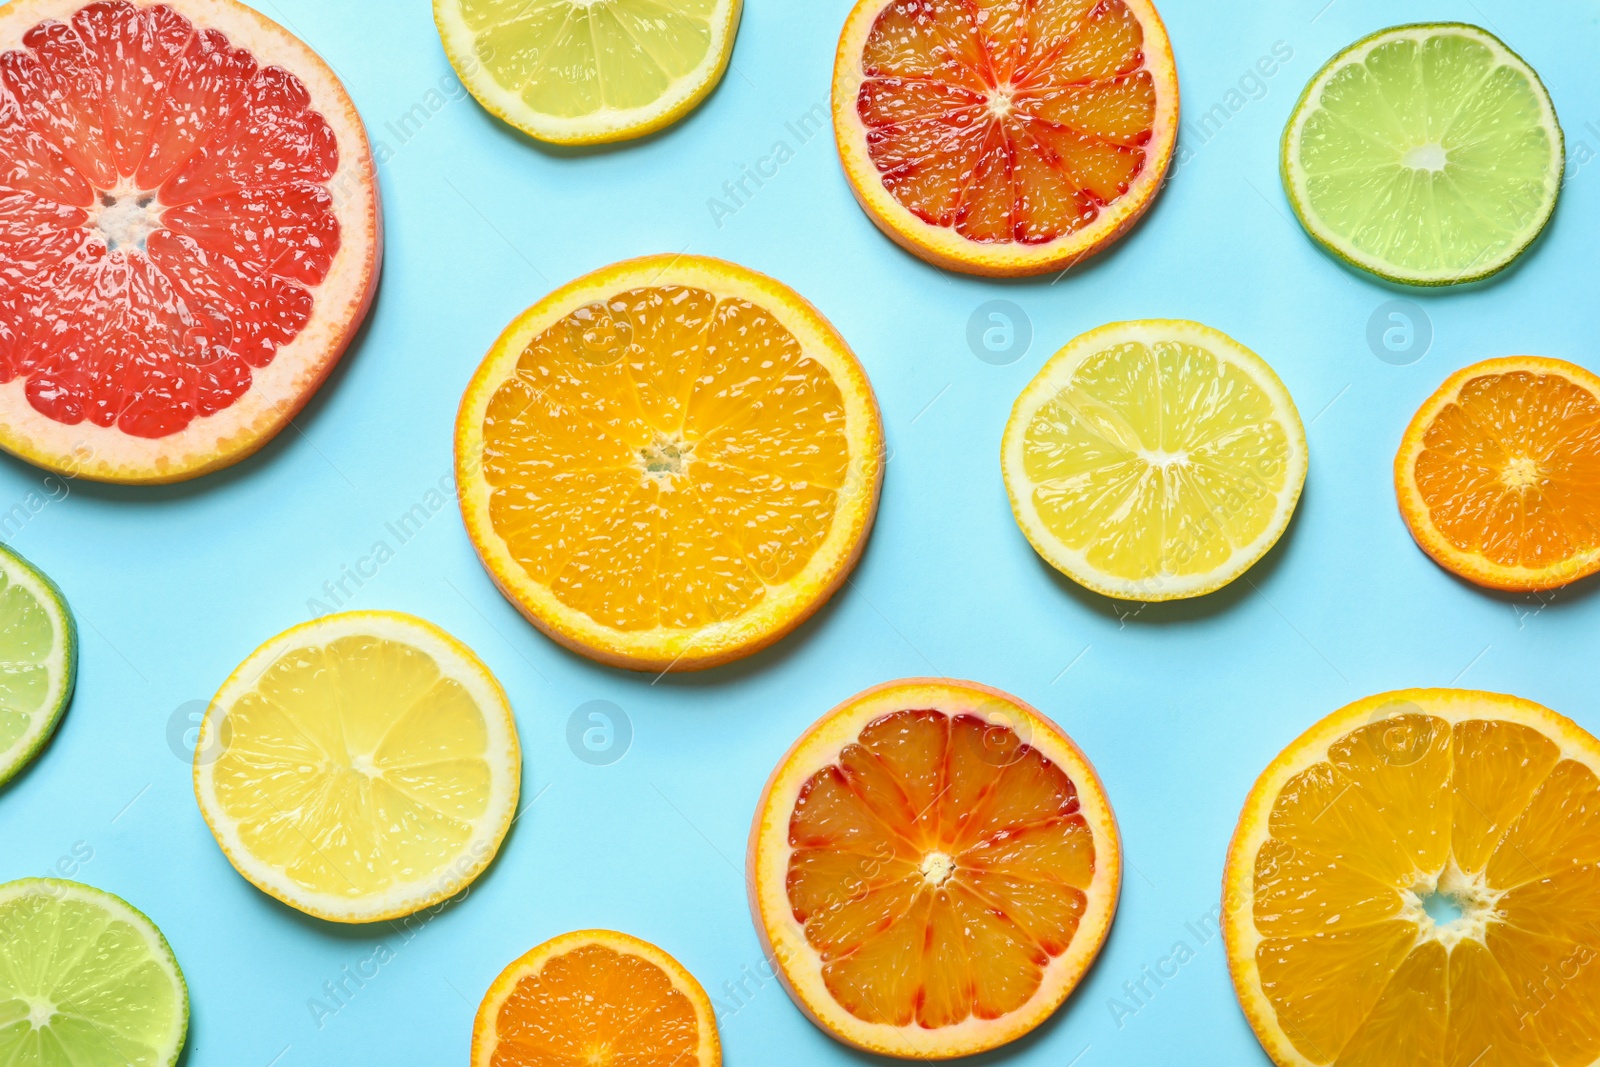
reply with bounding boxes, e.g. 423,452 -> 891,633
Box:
833,0 -> 1179,277
747,678 -> 1121,1059
0,0 -> 380,484
1396,357 -> 1600,592
455,255 -> 884,673
1224,689 -> 1600,1067
472,929 -> 720,1067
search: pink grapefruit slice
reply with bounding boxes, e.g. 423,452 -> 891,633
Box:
0,0 -> 380,484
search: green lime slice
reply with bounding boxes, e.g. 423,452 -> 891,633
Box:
1283,23 -> 1564,286
0,879 -> 188,1066
0,546 -> 75,788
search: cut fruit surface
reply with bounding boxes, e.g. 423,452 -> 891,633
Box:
472,929 -> 720,1067
1002,320 -> 1307,601
748,679 -> 1120,1059
192,611 -> 521,923
0,0 -> 380,484
1224,689 -> 1600,1067
1283,24 -> 1562,286
1396,357 -> 1600,592
455,254 -> 884,673
0,878 -> 188,1067
435,0 -> 742,146
833,0 -> 1179,277
0,544 -> 74,788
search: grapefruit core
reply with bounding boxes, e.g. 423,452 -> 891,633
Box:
0,0 -> 380,484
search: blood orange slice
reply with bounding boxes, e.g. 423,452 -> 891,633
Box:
833,0 -> 1179,277
0,0 -> 380,484
748,679 -> 1121,1058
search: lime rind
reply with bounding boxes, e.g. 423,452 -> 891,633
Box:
0,545 -> 75,789
0,878 -> 189,1067
1282,23 -> 1564,287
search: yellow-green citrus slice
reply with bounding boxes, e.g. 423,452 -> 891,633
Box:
193,611 -> 521,923
1283,23 -> 1563,286
0,878 -> 188,1066
1002,320 -> 1307,602
0,545 -> 75,789
435,0 -> 742,145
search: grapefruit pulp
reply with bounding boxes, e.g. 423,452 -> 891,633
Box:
0,0 -> 380,483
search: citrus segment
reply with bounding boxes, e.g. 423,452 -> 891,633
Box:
1395,357 -> 1600,592
471,929 -> 720,1067
834,0 -> 1178,276
0,544 -> 74,788
1224,689 -> 1600,1067
0,878 -> 188,1067
1283,24 -> 1562,286
1002,320 -> 1307,601
0,0 -> 380,483
435,0 -> 742,145
455,255 -> 883,672
192,611 -> 521,923
749,679 -> 1120,1058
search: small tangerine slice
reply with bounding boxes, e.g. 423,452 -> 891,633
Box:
471,930 -> 720,1067
833,0 -> 1179,277
748,678 -> 1121,1059
1395,356 -> 1600,591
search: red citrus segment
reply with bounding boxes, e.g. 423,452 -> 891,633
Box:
856,0 -> 1155,246
0,0 -> 345,441
784,708 -> 1095,1030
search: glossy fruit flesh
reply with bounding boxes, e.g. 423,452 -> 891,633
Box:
0,880 -> 186,1067
857,0 -> 1155,244
0,0 -> 340,439
1289,26 -> 1561,282
1254,712 -> 1600,1063
486,943 -> 703,1066
463,0 -> 718,118
1414,368 -> 1600,569
0,562 -> 63,763
481,285 -> 849,631
1022,339 -> 1293,581
785,709 -> 1095,1028
210,634 -> 496,900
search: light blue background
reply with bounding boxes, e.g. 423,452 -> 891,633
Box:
2,0 -> 1598,1063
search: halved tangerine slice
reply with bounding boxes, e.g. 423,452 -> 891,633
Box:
1224,689 -> 1600,1067
833,0 -> 1179,277
455,254 -> 884,673
0,0 -> 380,484
472,929 -> 721,1067
1396,356 -> 1600,592
748,679 -> 1120,1059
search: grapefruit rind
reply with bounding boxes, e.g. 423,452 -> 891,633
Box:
470,929 -> 722,1067
831,0 -> 1180,278
1395,356 -> 1600,593
0,877 -> 189,1067
0,0 -> 381,485
1221,688 -> 1600,1067
1281,23 -> 1563,288
433,0 -> 743,147
192,610 -> 521,924
747,678 -> 1122,1060
1001,319 -> 1308,602
0,543 -> 75,789
454,253 -> 884,673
